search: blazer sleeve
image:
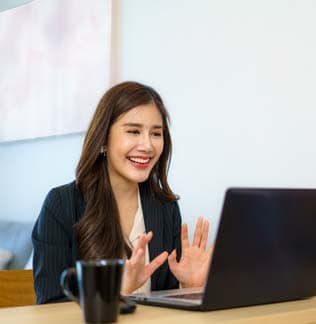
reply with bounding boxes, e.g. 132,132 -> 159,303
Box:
32,187 -> 75,304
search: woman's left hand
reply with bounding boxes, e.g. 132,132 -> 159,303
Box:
168,216 -> 213,288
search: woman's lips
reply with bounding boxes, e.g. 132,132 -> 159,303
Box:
127,156 -> 152,169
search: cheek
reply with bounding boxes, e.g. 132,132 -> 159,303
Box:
155,141 -> 164,158
110,137 -> 134,155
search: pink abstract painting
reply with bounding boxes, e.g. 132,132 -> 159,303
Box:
0,0 -> 112,142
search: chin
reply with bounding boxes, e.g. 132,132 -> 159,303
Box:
131,172 -> 151,184
134,176 -> 150,184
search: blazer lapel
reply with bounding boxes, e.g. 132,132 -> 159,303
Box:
140,183 -> 164,290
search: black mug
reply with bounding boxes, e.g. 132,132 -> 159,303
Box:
60,259 -> 124,323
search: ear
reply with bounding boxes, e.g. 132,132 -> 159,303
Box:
100,146 -> 107,156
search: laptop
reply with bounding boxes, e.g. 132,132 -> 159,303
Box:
129,188 -> 316,310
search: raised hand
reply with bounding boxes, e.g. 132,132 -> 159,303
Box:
168,217 -> 213,288
121,231 -> 168,294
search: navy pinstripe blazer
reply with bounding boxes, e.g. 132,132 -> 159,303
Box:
32,181 -> 181,304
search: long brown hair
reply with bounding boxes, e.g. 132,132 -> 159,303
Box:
75,81 -> 176,260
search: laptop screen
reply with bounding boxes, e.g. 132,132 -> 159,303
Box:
203,188 -> 316,310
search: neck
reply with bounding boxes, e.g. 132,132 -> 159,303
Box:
110,177 -> 138,202
110,177 -> 139,237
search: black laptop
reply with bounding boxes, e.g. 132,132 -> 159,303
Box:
129,188 -> 316,310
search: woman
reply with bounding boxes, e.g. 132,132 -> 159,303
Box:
32,81 -> 212,303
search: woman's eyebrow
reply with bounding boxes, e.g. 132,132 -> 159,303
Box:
122,122 -> 142,127
122,122 -> 162,129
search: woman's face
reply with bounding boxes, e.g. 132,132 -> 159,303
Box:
106,103 -> 164,188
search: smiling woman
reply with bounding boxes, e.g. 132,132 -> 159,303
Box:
107,103 -> 164,185
32,81 -> 212,303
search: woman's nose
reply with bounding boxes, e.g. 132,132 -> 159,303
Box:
138,133 -> 153,151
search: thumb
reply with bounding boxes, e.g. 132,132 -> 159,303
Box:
167,249 -> 178,270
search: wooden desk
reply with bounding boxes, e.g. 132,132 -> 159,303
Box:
0,298 -> 315,324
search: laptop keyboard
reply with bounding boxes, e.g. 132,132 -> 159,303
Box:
165,292 -> 202,300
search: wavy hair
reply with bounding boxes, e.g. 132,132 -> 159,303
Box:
75,81 -> 176,260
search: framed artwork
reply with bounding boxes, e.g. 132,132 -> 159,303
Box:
0,0 -> 112,142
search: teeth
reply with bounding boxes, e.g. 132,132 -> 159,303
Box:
129,157 -> 150,164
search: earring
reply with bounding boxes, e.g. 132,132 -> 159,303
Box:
100,146 -> 107,156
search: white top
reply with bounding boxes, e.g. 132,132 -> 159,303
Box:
128,190 -> 151,293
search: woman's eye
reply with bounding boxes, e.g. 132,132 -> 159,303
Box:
152,132 -> 162,137
127,130 -> 139,135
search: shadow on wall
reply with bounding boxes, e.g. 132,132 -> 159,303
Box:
0,133 -> 84,223
0,220 -> 33,269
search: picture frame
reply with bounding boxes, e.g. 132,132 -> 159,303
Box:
0,0 -> 112,142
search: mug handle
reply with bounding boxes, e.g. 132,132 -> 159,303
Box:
60,268 -> 79,303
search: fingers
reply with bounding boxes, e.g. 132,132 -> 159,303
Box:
145,251 -> 168,277
128,248 -> 145,267
200,219 -> 209,250
145,231 -> 153,243
168,249 -> 177,261
181,223 -> 190,249
167,249 -> 178,269
193,216 -> 203,246
193,217 -> 210,249
167,249 -> 179,277
131,231 -> 153,257
122,249 -> 145,295
123,232 -> 166,295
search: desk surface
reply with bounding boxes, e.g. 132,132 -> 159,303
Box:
0,298 -> 316,324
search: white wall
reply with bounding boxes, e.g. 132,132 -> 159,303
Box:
0,134 -> 83,221
1,0 -> 316,244
115,0 -> 316,241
